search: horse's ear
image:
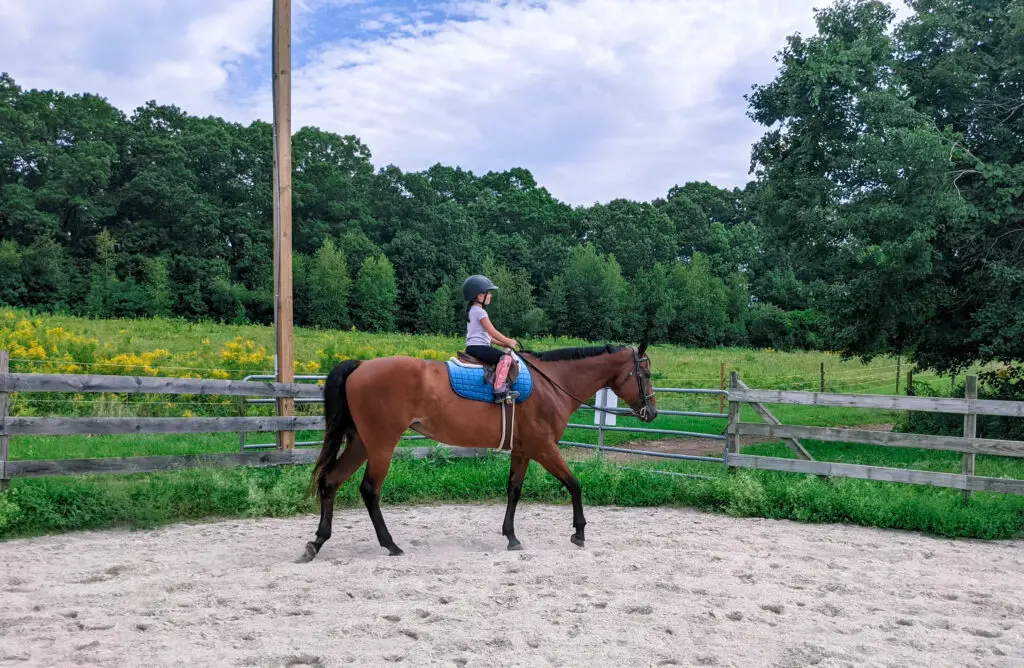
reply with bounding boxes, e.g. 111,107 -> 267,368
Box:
637,341 -> 648,357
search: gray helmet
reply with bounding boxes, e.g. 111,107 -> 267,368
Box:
462,274 -> 498,300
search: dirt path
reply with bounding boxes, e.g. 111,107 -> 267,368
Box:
2,503 -> 1021,667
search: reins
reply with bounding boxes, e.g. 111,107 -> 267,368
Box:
515,346 -> 653,419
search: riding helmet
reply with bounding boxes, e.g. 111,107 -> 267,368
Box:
462,274 -> 498,300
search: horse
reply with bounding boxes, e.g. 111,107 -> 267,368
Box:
298,342 -> 657,562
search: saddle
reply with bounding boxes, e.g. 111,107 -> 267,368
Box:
446,350 -> 534,452
454,350 -> 521,387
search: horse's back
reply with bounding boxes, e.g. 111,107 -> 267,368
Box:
345,356 -> 432,391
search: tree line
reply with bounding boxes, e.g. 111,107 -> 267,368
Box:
1,0 -> 1021,376
0,73 -> 817,350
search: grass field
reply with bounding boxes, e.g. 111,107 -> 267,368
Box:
1,307 -> 1021,543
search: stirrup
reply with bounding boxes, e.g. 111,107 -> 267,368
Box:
493,389 -> 520,404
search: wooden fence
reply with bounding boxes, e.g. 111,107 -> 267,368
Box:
725,372 -> 1024,498
0,357 -> 489,486
3,356 -> 1024,500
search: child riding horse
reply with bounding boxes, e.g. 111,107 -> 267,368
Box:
299,341 -> 657,562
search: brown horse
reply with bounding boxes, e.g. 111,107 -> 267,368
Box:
299,343 -> 657,562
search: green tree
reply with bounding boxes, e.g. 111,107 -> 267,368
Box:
543,274 -> 570,336
723,272 -> 751,346
480,256 -> 537,338
340,229 -> 380,279
353,253 -> 398,332
624,262 -> 675,344
747,0 -> 974,370
668,253 -> 729,347
417,279 -> 459,335
145,256 -> 173,317
550,245 -> 627,341
0,240 -> 25,305
581,199 -> 677,278
86,229 -> 119,317
307,237 -> 351,329
747,303 -> 794,351
21,237 -> 69,309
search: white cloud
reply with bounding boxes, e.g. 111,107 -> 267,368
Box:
0,0 -> 269,118
3,0 -> 896,204
257,0 -> 822,204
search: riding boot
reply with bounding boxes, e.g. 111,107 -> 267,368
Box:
492,353 -> 519,403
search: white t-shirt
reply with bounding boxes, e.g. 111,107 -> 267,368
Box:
466,304 -> 492,346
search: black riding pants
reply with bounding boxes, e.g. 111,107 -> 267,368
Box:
465,345 -> 504,364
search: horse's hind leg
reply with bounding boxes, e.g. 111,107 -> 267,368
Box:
533,445 -> 587,548
300,433 -> 367,562
360,447 -> 404,556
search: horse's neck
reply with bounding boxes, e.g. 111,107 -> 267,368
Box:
540,354 -> 621,418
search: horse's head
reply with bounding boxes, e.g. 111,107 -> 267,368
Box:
609,342 -> 657,422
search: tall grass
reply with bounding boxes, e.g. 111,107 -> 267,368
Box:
2,453 -> 1021,541
3,306 -> 961,392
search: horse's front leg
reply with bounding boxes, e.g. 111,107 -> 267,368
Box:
533,446 -> 586,547
502,452 -> 530,550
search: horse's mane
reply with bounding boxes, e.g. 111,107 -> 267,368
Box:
520,344 -> 625,362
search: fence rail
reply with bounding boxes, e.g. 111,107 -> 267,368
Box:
2,416 -> 324,436
237,374 -> 730,462
3,353 -> 1024,503
5,445 -> 486,479
725,371 -> 1024,499
729,387 -> 1024,418
726,454 -> 1024,495
0,373 -> 324,398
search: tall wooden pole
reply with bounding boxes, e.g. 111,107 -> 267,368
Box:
0,351 -> 9,491
962,375 -> 977,504
272,0 -> 295,449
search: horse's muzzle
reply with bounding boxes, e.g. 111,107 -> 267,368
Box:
635,406 -> 657,422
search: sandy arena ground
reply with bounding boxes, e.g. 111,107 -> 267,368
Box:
2,504 -> 1022,667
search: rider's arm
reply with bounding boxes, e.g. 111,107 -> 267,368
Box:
480,316 -> 518,349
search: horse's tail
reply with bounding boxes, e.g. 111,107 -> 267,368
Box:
309,359 -> 362,496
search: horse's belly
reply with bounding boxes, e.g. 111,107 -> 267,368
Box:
412,400 -> 506,449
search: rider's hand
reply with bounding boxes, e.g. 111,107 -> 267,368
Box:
508,339 -> 519,350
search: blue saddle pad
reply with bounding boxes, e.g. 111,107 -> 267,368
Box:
446,353 -> 533,404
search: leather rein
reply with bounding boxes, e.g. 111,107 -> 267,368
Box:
516,347 -> 655,420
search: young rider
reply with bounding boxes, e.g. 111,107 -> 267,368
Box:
462,274 -> 520,403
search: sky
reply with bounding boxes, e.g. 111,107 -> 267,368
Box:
0,0 -> 908,205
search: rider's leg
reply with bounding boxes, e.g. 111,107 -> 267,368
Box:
492,352 -> 519,403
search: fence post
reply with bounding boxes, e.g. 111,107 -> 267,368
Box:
962,375 -> 978,504
0,350 -> 8,491
896,357 -> 901,394
906,370 -> 914,396
719,362 -> 726,414
820,362 -> 825,393
727,371 -> 740,457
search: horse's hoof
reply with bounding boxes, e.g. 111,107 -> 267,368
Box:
388,545 -> 404,556
571,535 -> 585,548
507,541 -> 524,551
297,542 -> 318,563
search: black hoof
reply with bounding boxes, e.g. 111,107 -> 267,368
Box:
297,542 -> 319,563
387,545 -> 404,556
571,535 -> 585,548
507,539 -> 524,551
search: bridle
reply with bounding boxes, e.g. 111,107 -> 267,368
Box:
621,348 -> 656,420
517,346 -> 656,421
